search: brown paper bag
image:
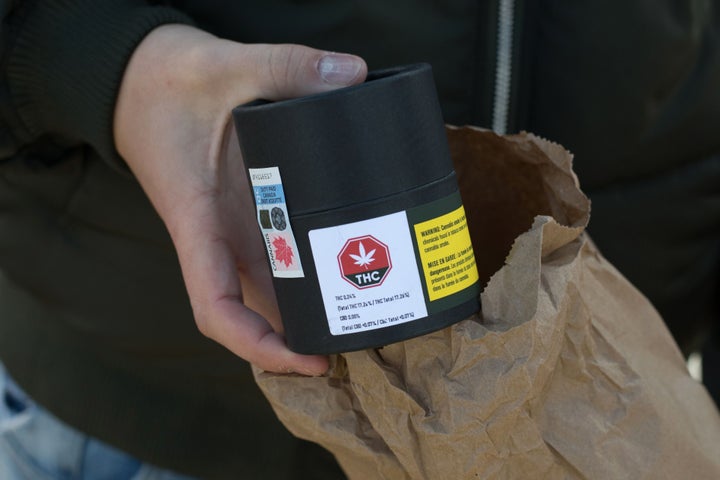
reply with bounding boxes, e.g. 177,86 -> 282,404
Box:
255,127 -> 720,479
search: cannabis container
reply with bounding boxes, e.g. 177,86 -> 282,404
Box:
232,63 -> 480,354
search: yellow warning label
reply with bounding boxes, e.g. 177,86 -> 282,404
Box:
414,205 -> 478,301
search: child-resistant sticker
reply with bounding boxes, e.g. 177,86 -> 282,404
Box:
249,167 -> 304,278
309,192 -> 480,336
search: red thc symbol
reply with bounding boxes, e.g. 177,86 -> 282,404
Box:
337,235 -> 391,289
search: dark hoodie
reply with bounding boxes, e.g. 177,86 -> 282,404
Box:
1,0 -> 718,477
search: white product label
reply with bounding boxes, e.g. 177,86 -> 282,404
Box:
249,167 -> 304,278
309,211 -> 428,335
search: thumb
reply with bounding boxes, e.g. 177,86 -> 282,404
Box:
243,44 -> 367,100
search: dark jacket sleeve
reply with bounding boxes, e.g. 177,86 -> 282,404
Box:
0,0 -> 194,164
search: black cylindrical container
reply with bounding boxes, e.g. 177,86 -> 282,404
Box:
233,63 -> 480,354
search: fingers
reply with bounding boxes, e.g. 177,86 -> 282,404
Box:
207,294 -> 329,376
176,221 -> 329,375
242,44 -> 368,100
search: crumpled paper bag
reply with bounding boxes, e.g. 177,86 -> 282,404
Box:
254,126 -> 720,479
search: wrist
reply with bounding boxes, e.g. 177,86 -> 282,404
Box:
114,25 -> 233,162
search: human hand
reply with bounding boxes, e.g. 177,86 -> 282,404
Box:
113,25 -> 367,375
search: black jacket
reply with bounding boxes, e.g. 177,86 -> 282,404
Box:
1,0 -> 719,477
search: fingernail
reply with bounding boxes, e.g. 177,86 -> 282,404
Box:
318,53 -> 363,85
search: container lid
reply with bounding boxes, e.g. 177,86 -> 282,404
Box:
232,63 -> 453,216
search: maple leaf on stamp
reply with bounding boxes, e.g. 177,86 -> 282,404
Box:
349,241 -> 376,270
272,236 -> 295,267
